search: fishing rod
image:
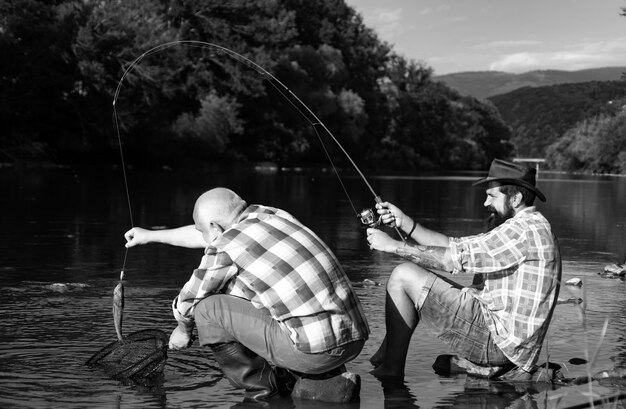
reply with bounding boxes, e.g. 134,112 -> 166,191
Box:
113,40 -> 405,242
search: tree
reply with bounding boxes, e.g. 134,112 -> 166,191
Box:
368,53 -> 512,170
546,108 -> 626,174
2,0 -> 517,170
281,0 -> 392,158
171,91 -> 244,164
0,0 -> 87,161
73,0 -> 185,162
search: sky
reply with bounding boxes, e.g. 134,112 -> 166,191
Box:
345,0 -> 626,75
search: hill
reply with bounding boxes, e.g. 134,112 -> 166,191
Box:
435,67 -> 626,100
488,80 -> 626,157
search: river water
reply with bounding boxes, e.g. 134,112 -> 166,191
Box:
1,165 -> 625,409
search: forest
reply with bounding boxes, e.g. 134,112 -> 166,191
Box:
0,0 -> 513,171
489,81 -> 626,174
1,0 -> 624,173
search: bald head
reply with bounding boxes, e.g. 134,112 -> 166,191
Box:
193,188 -> 247,230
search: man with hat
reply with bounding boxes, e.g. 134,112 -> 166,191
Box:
366,159 -> 561,381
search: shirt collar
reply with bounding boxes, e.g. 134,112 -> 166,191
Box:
237,205 -> 255,222
513,206 -> 536,218
237,204 -> 275,222
204,205 -> 256,253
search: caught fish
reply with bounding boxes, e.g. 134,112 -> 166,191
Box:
113,271 -> 124,341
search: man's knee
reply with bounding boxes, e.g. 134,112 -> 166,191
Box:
387,262 -> 432,291
194,295 -> 235,345
194,294 -> 223,325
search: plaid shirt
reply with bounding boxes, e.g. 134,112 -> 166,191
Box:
449,207 -> 561,371
173,205 -> 369,354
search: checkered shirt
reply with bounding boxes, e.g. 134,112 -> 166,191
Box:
449,207 -> 561,371
173,205 -> 369,354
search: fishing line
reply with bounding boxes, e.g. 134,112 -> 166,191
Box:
309,124 -> 359,215
114,104 -> 133,274
113,40 -> 405,242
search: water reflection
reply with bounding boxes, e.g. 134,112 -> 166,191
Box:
378,378 -> 419,408
442,377 -> 557,409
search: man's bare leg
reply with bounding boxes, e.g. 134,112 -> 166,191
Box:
370,263 -> 432,378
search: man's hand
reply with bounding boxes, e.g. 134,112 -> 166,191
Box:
124,227 -> 151,248
367,228 -> 402,253
168,323 -> 194,350
375,202 -> 406,229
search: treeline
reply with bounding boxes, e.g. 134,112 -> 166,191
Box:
1,0 -> 513,171
437,67 -> 626,100
489,81 -> 626,174
546,102 -> 626,174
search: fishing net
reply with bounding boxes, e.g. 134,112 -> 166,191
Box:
86,329 -> 168,385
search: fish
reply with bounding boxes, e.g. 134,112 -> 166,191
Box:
113,271 -> 124,341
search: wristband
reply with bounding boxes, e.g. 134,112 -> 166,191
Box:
404,218 -> 417,240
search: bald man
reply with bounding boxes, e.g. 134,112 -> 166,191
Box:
125,188 -> 369,401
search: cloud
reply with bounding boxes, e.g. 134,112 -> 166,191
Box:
368,8 -> 404,40
421,4 -> 450,15
474,40 -> 543,50
374,8 -> 402,24
489,38 -> 626,72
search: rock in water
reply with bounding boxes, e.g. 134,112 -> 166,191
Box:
48,283 -> 69,293
557,297 -> 583,305
291,372 -> 361,403
432,354 -> 511,378
565,278 -> 582,287
568,357 -> 588,365
603,263 -> 626,276
362,278 -> 381,286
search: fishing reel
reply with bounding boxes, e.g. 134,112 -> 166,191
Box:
357,201 -> 405,243
358,208 -> 381,228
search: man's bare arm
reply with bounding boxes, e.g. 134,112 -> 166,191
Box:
395,244 -> 454,272
125,225 -> 206,248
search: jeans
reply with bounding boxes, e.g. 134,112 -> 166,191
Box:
194,294 -> 364,375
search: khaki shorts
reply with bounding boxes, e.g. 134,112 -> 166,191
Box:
418,273 -> 511,366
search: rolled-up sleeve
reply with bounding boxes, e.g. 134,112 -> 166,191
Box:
173,247 -> 238,325
449,223 -> 527,274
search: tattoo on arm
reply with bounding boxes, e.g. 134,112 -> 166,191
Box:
395,244 -> 450,271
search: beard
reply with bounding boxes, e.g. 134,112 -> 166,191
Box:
485,202 -> 515,231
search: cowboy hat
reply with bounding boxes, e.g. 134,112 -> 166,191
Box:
473,159 -> 546,202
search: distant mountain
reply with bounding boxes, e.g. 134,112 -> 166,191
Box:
488,80 -> 626,157
435,67 -> 626,100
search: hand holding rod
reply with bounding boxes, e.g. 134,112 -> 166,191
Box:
374,196 -> 406,244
